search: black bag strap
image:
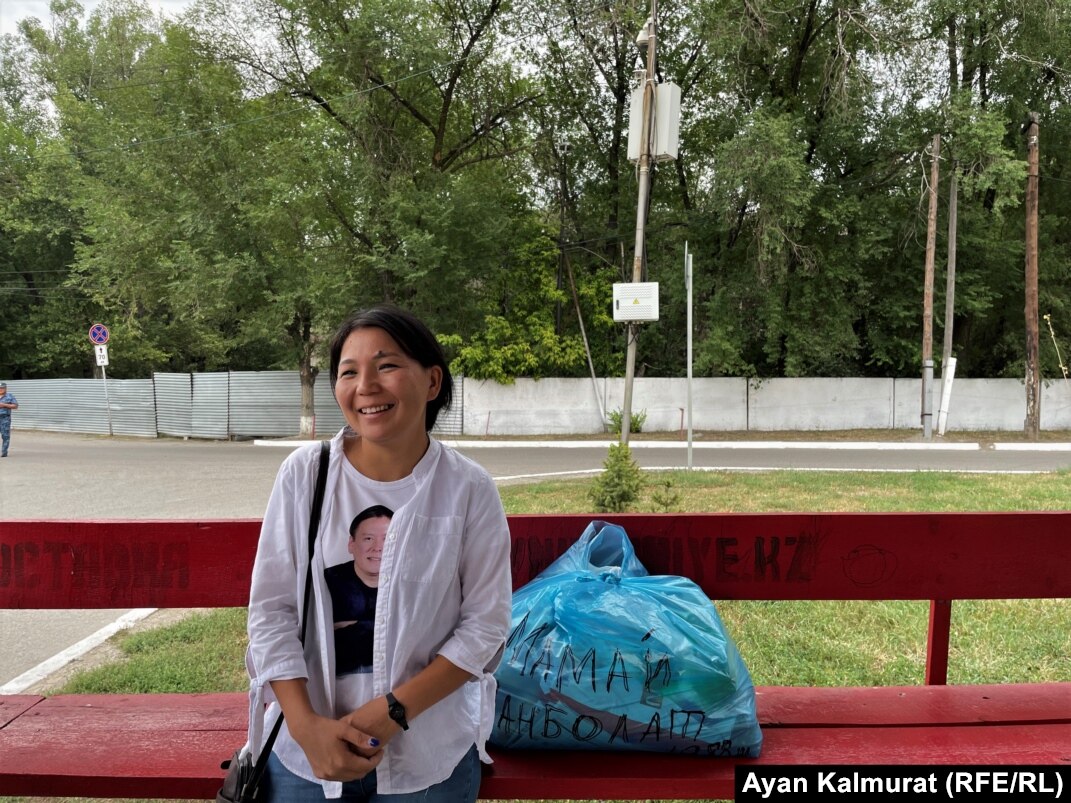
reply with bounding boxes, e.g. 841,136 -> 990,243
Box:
246,440 -> 330,795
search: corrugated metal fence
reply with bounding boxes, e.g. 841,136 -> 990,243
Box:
11,378 -> 158,437
7,373 -> 464,439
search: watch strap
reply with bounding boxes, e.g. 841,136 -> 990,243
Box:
385,691 -> 410,730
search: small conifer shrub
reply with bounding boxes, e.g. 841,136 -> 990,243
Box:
590,443 -> 644,513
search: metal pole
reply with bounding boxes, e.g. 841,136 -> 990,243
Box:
101,365 -> 114,437
686,247 -> 693,469
620,0 -> 657,446
937,167 -> 958,433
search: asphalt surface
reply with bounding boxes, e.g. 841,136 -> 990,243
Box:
446,440 -> 1071,477
2,428 -> 1070,690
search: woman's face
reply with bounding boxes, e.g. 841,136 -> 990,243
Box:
349,515 -> 390,586
334,326 -> 442,450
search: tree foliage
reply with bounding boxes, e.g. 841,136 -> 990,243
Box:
3,0 -> 1071,395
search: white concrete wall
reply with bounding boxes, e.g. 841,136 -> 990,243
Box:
945,378 -> 1028,431
603,378 -> 748,432
1042,380 -> 1071,429
912,378 -> 1023,431
748,378 -> 894,431
14,373 -> 1070,437
464,377 -> 748,435
464,378 -> 607,435
465,376 -> 1071,435
892,378 -> 1066,431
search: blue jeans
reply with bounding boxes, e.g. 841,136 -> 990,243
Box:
261,744 -> 480,802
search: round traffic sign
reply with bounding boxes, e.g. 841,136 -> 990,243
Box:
89,323 -> 110,345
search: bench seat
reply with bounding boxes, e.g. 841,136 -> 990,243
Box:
3,683 -> 1069,799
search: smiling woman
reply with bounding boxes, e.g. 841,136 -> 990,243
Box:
244,304 -> 513,802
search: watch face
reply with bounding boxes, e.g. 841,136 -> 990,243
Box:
387,696 -> 408,728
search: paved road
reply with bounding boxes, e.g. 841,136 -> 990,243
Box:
2,429 -> 1069,688
461,440 -> 1071,478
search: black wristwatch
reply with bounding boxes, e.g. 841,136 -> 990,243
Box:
385,692 -> 409,731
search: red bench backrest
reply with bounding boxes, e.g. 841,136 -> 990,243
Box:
2,512 -> 1069,609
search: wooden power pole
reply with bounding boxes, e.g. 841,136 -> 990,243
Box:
942,168 -> 958,372
936,166 -> 958,434
921,134 -> 941,439
620,0 -> 658,446
1024,113 -> 1040,439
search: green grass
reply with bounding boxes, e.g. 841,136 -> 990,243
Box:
14,469 -> 1068,803
59,608 -> 249,694
503,467 -> 1071,513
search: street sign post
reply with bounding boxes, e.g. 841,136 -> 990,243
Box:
88,325 -> 113,436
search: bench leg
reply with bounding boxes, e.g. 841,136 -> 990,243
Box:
926,599 -> 952,685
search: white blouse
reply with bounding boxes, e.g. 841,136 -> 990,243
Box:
245,430 -> 512,797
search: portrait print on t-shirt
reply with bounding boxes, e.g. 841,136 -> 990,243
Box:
323,505 -> 392,676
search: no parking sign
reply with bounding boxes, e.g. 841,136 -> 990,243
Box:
89,323 -> 110,345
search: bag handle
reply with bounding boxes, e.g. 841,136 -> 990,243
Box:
247,440 -> 331,794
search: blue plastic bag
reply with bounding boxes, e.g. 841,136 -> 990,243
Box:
491,520 -> 763,756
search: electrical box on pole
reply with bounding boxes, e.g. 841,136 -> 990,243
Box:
613,282 -> 659,322
628,83 -> 680,162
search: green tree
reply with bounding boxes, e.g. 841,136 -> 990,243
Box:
194,0 -> 585,386
0,27 -> 93,378
5,0 -> 1071,396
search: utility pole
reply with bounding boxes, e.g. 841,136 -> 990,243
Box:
942,167 -> 958,371
937,165 -> 958,435
921,134 -> 941,440
1024,113 -> 1040,439
620,0 -> 657,446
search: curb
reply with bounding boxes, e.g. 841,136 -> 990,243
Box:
254,439 -> 993,451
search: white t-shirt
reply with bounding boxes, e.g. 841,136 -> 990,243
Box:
324,460 -> 416,715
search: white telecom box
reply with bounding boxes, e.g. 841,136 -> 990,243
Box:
613,282 -> 659,322
627,82 -> 681,163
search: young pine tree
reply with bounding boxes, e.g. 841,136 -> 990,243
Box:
590,443 -> 644,513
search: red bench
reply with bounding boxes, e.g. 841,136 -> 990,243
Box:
1,513 -> 1069,799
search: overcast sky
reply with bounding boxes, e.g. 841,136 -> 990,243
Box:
1,0 -> 193,37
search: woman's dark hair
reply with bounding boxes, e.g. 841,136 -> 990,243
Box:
349,505 -> 394,538
329,305 -> 453,432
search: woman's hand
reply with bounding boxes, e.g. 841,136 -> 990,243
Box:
288,710 -> 384,782
341,657 -> 476,748
270,678 -> 383,781
342,696 -> 403,747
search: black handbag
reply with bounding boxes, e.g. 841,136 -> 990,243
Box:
217,441 -> 330,803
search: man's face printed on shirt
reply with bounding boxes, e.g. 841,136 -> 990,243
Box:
349,515 -> 389,587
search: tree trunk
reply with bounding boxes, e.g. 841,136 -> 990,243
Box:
1024,114 -> 1040,439
299,358 -> 319,439
298,313 -> 320,439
